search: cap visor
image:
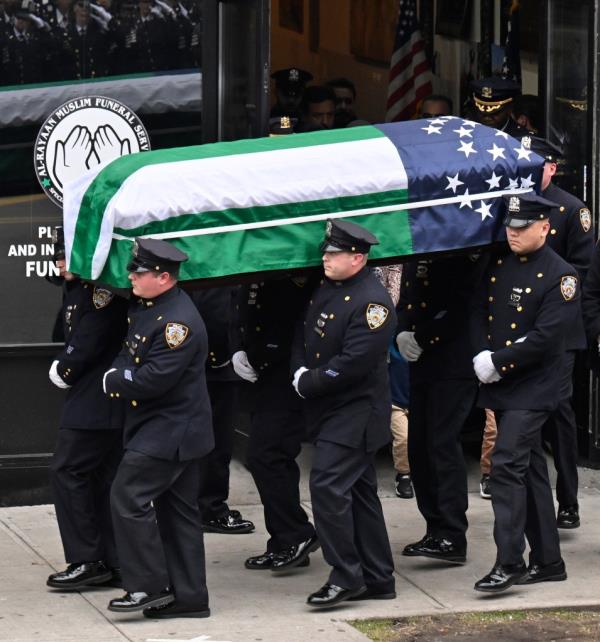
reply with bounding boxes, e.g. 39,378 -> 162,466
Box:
126,260 -> 151,273
320,242 -> 344,252
503,216 -> 533,229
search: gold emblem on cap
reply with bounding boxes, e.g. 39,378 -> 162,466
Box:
281,116 -> 291,129
508,196 -> 520,212
482,86 -> 492,98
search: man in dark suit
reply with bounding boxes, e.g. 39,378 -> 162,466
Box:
472,193 -> 578,593
104,238 -> 214,619
293,219 -> 396,608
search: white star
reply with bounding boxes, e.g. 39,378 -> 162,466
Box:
487,143 -> 506,161
427,118 -> 446,126
485,171 -> 502,190
475,200 -> 493,220
453,126 -> 473,138
495,130 -> 510,139
520,174 -> 536,189
514,145 -> 533,161
457,140 -> 477,158
462,119 -> 479,128
421,124 -> 442,135
458,188 -> 473,209
506,177 -> 520,189
445,172 -> 464,193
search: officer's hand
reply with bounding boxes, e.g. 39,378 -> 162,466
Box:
292,367 -> 308,398
473,350 -> 501,384
102,368 -> 117,394
396,331 -> 423,362
49,360 -> 71,389
232,351 -> 258,383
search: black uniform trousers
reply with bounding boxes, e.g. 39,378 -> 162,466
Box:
491,410 -> 561,567
246,365 -> 315,552
110,450 -> 208,608
310,439 -> 394,591
408,379 -> 476,548
543,350 -> 578,507
50,428 -> 122,567
198,380 -> 239,520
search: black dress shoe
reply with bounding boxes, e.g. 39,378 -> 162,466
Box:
143,602 -> 210,619
404,536 -> 467,564
518,559 -> 567,584
474,563 -> 528,593
202,509 -> 255,534
307,583 -> 367,607
348,585 -> 396,601
271,535 -> 320,572
108,589 -> 174,612
557,505 -> 580,529
245,551 -> 310,570
402,534 -> 434,556
47,562 -> 113,590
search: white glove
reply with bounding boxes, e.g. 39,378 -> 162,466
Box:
292,367 -> 308,398
473,350 -> 501,384
396,331 -> 423,362
232,350 -> 258,383
49,360 -> 70,389
102,368 -> 117,394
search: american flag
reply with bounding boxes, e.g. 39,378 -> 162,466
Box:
386,0 -> 433,122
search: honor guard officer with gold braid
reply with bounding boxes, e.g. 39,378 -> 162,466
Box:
104,238 -> 214,619
396,251 -> 486,565
293,219 -> 397,608
523,137 -> 593,529
46,226 -> 128,592
472,193 -> 578,593
470,77 -> 529,137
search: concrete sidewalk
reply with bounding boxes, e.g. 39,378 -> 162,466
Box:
2,450 -> 600,642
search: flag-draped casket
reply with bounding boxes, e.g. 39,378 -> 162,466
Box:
64,118 -> 543,288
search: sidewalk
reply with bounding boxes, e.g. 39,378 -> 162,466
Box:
2,449 -> 600,642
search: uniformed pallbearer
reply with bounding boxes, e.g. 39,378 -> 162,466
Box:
104,238 -> 214,618
292,219 -> 396,608
472,193 -> 578,593
47,226 -> 128,591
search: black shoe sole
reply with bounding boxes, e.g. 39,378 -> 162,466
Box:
517,572 -> 567,585
143,607 -> 210,619
557,521 -> 580,529
349,591 -> 397,601
271,539 -> 320,572
202,525 -> 255,534
403,550 -> 466,565
474,575 -> 527,593
47,571 -> 113,590
108,594 -> 174,613
307,586 -> 367,608
395,492 -> 414,499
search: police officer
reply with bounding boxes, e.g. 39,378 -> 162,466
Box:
104,238 -> 214,618
191,286 -> 255,534
270,67 -> 313,122
470,77 -> 528,137
124,0 -> 172,72
527,137 -> 592,528
472,193 -> 577,593
46,226 -> 128,591
293,219 -> 396,608
235,276 -> 318,571
396,253 -> 485,564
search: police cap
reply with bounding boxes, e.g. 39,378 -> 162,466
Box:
269,116 -> 296,136
271,67 -> 313,96
471,77 -> 521,114
319,219 -> 379,253
52,225 -> 65,260
502,193 -> 558,229
127,237 -> 188,273
523,136 -> 563,163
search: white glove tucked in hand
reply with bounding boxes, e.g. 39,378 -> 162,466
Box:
102,368 -> 117,393
232,350 -> 258,383
473,350 -> 501,384
49,360 -> 70,389
395,331 -> 423,362
292,367 -> 308,398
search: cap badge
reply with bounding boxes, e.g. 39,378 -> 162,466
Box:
366,303 -> 389,330
522,136 -> 531,149
560,275 -> 578,301
165,322 -> 189,349
281,116 -> 291,129
289,68 -> 299,82
508,196 -> 521,213
133,240 -> 139,257
482,86 -> 492,98
325,220 -> 332,238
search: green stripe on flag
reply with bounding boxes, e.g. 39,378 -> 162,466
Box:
98,207 -> 413,288
69,125 -> 387,275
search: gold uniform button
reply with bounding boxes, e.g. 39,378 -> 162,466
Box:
488,296 -> 494,302
115,393 -> 120,398
519,256 -> 528,262
210,351 -> 215,356
329,314 -> 335,319
517,306 -> 523,312
525,288 -> 531,294
147,301 -> 154,307
127,317 -> 131,324
550,229 -> 557,235
497,259 -> 503,265
110,393 -> 114,398
506,340 -> 512,346
487,334 -> 491,340
488,315 -> 493,321
316,353 -> 320,358
344,296 -> 351,301
490,276 -> 496,283
135,357 -> 140,363
407,304 -> 413,310
142,337 -> 146,342
131,400 -> 138,407
420,302 -> 427,308
501,366 -> 507,372
211,357 -> 216,362
511,323 -> 517,329
537,273 -> 543,278
510,364 -> 515,369
435,336 -> 440,342
430,340 -> 435,345
560,206 -> 565,212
